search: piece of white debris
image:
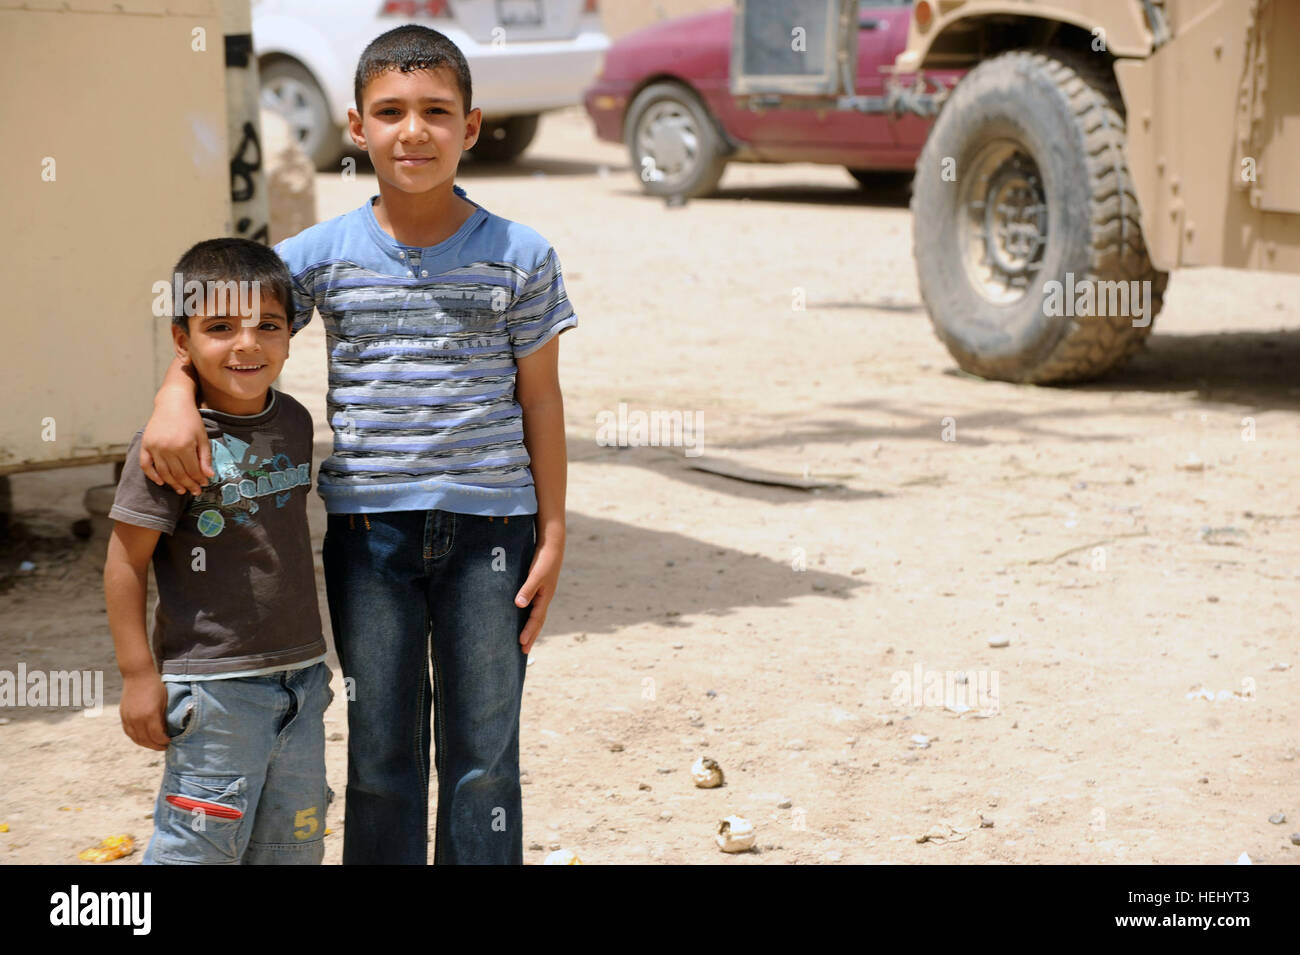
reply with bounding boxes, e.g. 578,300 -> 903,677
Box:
717,815 -> 755,853
543,848 -> 583,865
691,756 -> 724,789
916,823 -> 971,844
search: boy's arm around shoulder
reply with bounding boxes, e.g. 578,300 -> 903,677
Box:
138,235 -> 314,495
140,355 -> 212,496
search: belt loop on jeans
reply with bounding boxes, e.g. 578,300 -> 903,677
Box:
363,515 -> 371,530
348,514 -> 355,530
503,516 -> 508,524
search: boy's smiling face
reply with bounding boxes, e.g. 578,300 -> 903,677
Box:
349,66 -> 481,196
173,292 -> 290,417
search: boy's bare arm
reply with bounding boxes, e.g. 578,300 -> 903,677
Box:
140,356 -> 213,495
103,522 -> 171,751
515,335 -> 567,654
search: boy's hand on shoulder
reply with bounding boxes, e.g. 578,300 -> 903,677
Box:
515,536 -> 565,655
141,398 -> 213,495
119,672 -> 171,751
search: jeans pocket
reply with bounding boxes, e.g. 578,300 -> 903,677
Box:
300,661 -> 335,711
153,773 -> 249,864
164,682 -> 198,741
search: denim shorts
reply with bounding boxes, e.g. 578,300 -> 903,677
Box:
142,660 -> 334,865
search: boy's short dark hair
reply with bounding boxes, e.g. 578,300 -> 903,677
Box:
354,25 -> 473,116
170,238 -> 293,333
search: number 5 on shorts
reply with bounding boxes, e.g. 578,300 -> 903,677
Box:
294,807 -> 319,840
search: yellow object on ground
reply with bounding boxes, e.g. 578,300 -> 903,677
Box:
78,834 -> 135,863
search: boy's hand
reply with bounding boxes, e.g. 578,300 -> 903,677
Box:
141,398 -> 212,495
515,538 -> 564,654
119,673 -> 171,751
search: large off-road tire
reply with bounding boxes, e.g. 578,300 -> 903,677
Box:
625,81 -> 729,200
912,49 -> 1168,383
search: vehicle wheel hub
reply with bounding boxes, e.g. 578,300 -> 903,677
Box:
261,78 -> 320,156
639,102 -> 698,183
959,141 -> 1048,304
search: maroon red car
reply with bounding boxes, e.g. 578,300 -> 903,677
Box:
583,0 -> 959,199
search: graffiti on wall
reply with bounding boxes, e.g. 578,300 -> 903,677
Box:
225,33 -> 269,244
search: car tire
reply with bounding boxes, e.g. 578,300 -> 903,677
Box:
260,59 -> 344,172
470,114 -> 540,162
912,49 -> 1168,383
625,82 -> 728,200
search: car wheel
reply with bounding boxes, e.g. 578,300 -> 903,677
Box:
912,49 -> 1167,383
625,82 -> 728,200
260,59 -> 344,171
470,114 -> 540,162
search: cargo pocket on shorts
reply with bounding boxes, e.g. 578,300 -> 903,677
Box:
152,773 -> 249,864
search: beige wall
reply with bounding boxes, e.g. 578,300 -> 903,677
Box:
600,0 -> 730,42
1,1 -> 232,474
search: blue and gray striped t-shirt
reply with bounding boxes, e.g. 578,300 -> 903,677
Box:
273,184 -> 576,517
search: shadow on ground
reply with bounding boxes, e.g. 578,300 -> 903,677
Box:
0,499 -> 863,726
570,328 -> 1300,498
613,181 -> 911,209
1083,327 -> 1300,412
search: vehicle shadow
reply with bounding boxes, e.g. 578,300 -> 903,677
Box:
564,327 -> 1300,504
612,182 -> 911,208
708,181 -> 911,209
1077,327 -> 1300,412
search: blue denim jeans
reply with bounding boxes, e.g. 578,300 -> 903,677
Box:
142,661 -> 333,865
321,510 -> 535,865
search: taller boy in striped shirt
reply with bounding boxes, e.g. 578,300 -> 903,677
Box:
138,25 -> 576,864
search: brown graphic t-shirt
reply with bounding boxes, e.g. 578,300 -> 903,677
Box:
109,388 -> 325,676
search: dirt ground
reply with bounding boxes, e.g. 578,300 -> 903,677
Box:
3,106 -> 1299,865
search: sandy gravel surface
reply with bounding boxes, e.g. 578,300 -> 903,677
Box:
3,106 -> 1298,865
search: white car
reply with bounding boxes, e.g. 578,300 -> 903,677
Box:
253,0 -> 610,168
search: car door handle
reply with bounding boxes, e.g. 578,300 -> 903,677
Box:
858,17 -> 885,30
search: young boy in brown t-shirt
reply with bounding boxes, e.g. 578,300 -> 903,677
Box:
103,237 -> 332,864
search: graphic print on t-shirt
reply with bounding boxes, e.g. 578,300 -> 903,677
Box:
185,432 -> 311,537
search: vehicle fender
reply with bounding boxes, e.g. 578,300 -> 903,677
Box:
896,1 -> 1154,72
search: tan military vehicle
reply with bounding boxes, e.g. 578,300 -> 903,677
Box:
732,0 -> 1297,382
902,0 -> 1298,382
